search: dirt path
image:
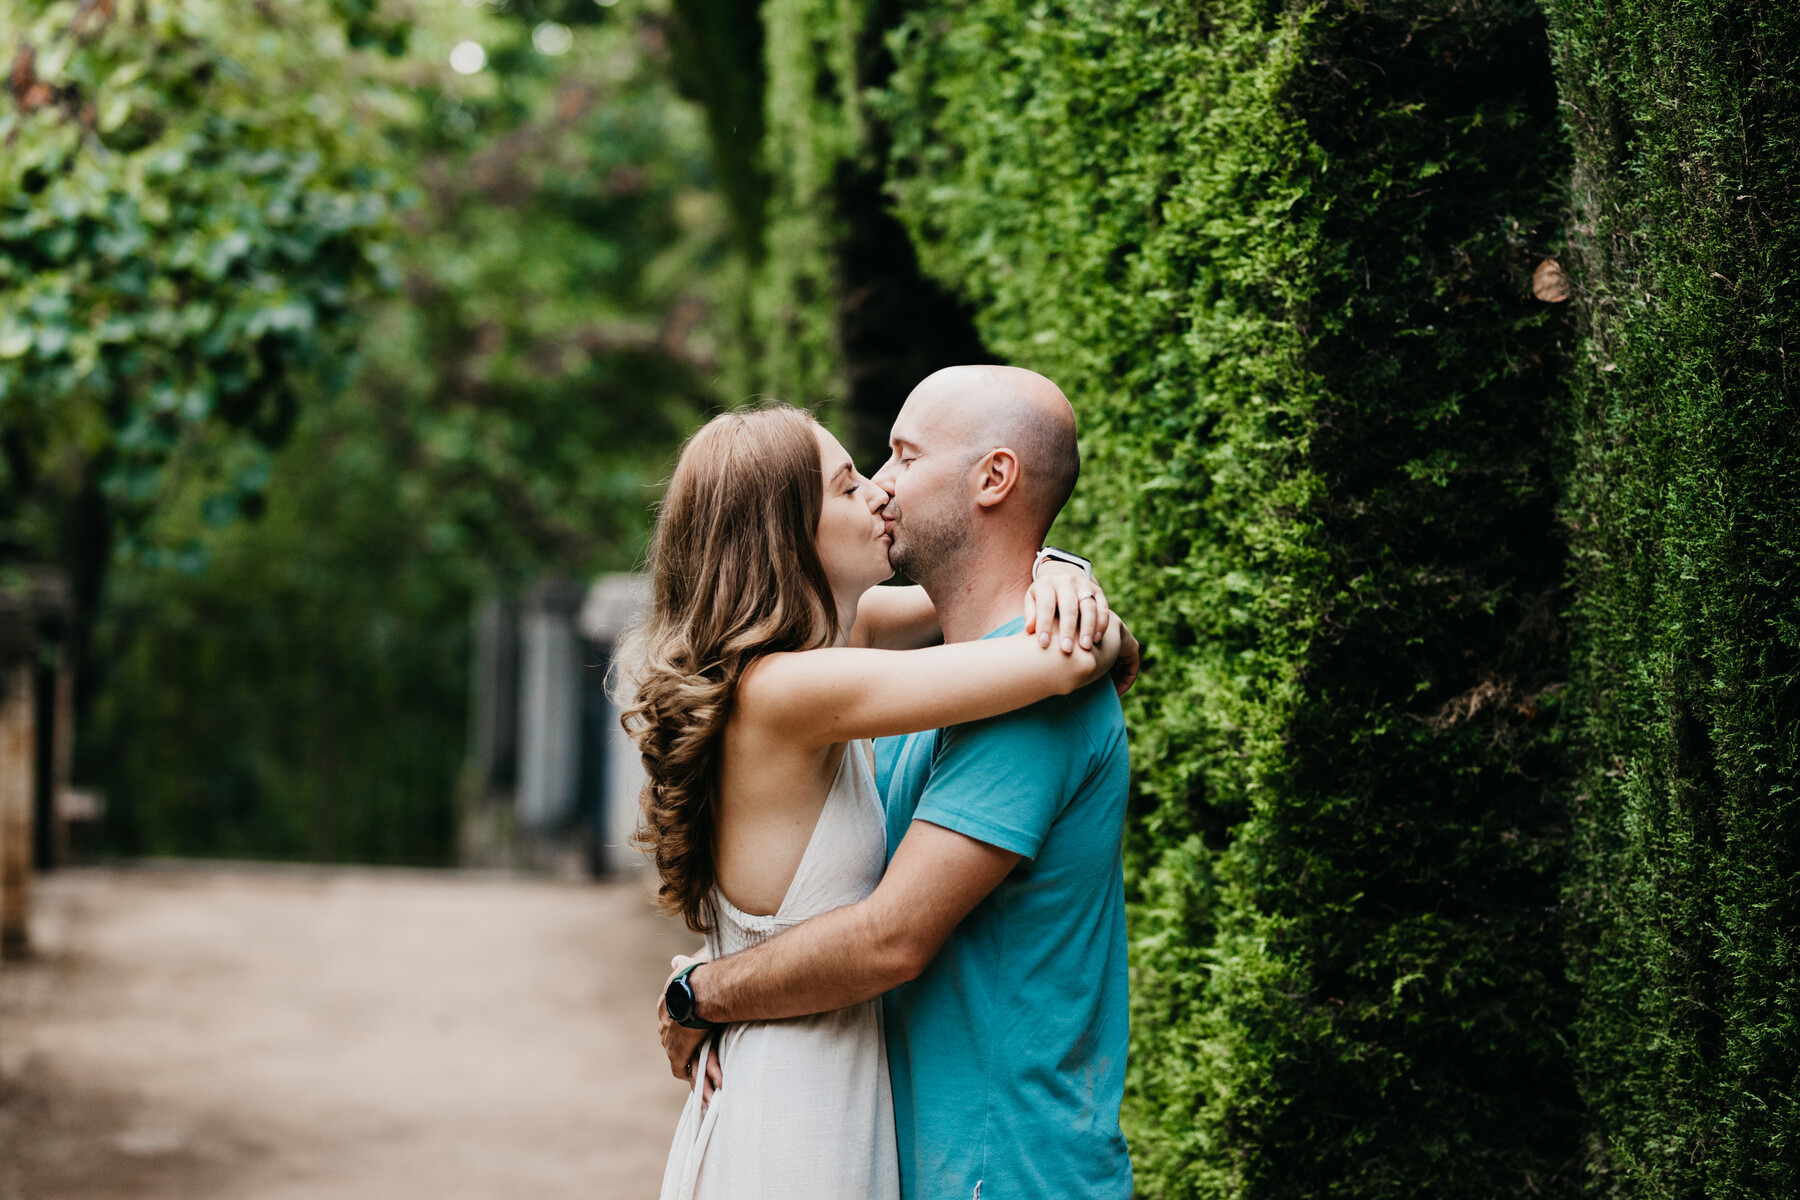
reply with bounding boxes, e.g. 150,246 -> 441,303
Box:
0,864 -> 695,1200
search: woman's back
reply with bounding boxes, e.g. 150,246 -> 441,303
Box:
660,740 -> 899,1200
713,741 -> 886,940
709,715 -> 853,920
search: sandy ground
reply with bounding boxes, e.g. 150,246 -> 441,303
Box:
0,864 -> 695,1200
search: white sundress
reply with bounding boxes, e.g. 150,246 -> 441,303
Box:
658,740 -> 901,1200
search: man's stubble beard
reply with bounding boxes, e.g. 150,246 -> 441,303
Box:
887,499 -> 972,593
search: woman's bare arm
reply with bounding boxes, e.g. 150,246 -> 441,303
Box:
737,620 -> 1122,749
846,585 -> 941,650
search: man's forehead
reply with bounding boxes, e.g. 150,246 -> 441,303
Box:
891,385 -> 977,444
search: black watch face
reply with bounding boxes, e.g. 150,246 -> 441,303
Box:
665,977 -> 694,1023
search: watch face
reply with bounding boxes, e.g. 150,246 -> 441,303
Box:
665,977 -> 693,1023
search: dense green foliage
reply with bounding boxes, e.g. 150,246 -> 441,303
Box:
882,1 -> 1579,1194
8,0 -> 1794,1186
0,0 -> 397,614
675,0 -> 985,464
665,0 -> 768,262
673,0 -> 1796,1195
4,0 -> 720,862
347,5 -> 719,574
87,396 -> 469,862
1548,0 -> 1800,1193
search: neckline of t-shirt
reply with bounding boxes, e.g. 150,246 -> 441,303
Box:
981,616 -> 1027,641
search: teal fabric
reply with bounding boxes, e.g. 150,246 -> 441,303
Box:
875,617 -> 1133,1200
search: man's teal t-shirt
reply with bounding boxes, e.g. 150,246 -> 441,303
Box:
875,617 -> 1133,1200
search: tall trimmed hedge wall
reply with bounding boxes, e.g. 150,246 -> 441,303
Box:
885,2 -> 1580,1195
673,1 -> 1800,1196
1549,1 -> 1800,1194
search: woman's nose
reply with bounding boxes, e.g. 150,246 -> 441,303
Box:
863,479 -> 890,510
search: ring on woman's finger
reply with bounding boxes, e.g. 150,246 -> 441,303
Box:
1079,592 -> 1095,602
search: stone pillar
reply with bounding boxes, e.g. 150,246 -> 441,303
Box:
516,581 -> 586,832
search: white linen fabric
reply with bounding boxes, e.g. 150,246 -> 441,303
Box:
658,740 -> 900,1200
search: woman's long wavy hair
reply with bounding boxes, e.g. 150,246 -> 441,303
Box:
622,406 -> 840,934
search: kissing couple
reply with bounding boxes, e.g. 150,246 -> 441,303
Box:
628,365 -> 1138,1200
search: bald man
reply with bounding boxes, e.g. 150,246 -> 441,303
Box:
662,366 -> 1135,1200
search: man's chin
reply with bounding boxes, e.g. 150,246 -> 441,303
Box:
885,556 -> 923,588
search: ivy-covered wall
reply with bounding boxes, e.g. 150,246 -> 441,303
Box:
1549,0 -> 1799,1194
671,0 -> 1799,1196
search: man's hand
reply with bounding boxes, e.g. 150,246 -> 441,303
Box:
1024,566 -> 1111,652
659,955 -> 710,1083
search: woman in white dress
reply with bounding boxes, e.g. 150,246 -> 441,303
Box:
623,405 -> 1121,1200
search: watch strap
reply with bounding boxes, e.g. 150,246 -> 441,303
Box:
1032,546 -> 1094,580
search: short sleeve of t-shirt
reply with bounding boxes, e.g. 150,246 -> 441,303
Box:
910,698 -> 1087,860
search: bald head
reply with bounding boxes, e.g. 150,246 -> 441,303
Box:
903,365 -> 1080,538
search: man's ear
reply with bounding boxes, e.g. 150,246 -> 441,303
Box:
973,447 -> 1021,509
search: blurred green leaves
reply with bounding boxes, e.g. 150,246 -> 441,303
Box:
15,0 -> 727,862
357,0 -> 723,579
0,0 -> 399,560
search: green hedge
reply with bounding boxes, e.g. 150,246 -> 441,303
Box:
1549,0 -> 1800,1193
883,2 -> 1580,1194
673,0 -> 1799,1195
88,398 -> 469,865
677,0 -> 986,463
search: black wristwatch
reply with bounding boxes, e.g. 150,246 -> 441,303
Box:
665,962 -> 718,1030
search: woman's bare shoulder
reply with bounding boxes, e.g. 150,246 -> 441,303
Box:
732,648 -> 830,722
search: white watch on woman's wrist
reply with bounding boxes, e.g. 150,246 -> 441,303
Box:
1032,546 -> 1093,580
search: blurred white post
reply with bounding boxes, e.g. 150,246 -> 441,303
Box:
517,581 -> 586,832
579,573 -> 650,872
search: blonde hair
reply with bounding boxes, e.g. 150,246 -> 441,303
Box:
622,406 -> 839,933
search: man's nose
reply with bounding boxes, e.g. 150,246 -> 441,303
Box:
871,455 -> 898,493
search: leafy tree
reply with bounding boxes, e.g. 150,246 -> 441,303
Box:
77,0 -> 724,862
350,0 -> 722,579
0,0 -> 399,622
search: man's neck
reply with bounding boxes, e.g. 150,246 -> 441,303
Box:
921,547 -> 1036,644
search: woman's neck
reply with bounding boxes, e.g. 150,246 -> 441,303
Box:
832,593 -> 858,647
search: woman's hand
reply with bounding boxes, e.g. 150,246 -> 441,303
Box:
1023,566 -> 1111,652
